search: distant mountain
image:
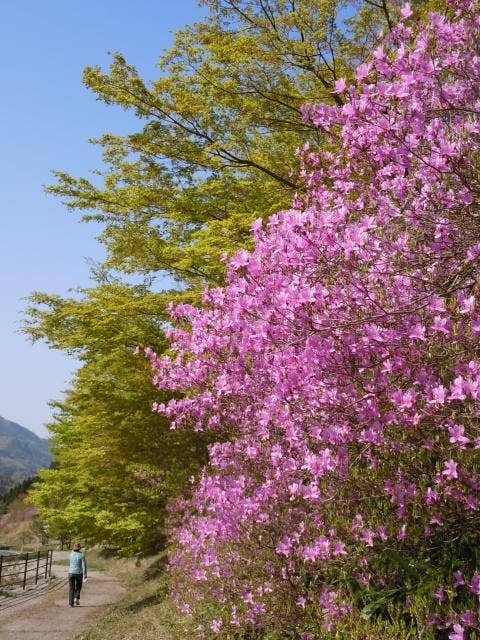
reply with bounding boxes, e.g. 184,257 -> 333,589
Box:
0,416 -> 51,492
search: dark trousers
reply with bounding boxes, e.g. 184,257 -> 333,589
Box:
68,573 -> 83,605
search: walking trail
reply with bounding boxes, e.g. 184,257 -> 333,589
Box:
0,551 -> 125,640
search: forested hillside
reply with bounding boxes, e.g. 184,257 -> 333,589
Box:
0,416 -> 50,490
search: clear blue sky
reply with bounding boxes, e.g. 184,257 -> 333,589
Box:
0,0 -> 204,438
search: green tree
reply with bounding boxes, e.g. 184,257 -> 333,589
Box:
0,476 -> 36,515
26,283 -> 210,554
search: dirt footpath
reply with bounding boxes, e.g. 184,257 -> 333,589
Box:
0,551 -> 125,640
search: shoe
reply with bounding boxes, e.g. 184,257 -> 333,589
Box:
69,603 -> 74,607
75,599 -> 80,606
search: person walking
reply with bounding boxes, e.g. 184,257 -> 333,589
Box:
68,542 -> 87,607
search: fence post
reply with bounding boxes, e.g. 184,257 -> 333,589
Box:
48,549 -> 53,578
44,550 -> 48,579
35,550 -> 41,585
22,553 -> 29,590
0,554 -> 3,585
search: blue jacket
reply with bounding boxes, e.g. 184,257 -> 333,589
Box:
68,550 -> 87,576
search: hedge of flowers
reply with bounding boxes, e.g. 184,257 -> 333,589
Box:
147,2 -> 480,637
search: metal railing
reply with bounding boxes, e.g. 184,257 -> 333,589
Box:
0,550 -> 52,591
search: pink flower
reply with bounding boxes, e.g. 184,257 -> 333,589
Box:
448,424 -> 469,446
471,318 -> 480,335
466,243 -> 480,261
430,385 -> 446,404
460,610 -> 474,625
333,78 -> 347,93
449,377 -> 466,400
453,570 -> 465,587
443,460 -> 458,480
449,623 -> 464,640
432,316 -> 450,334
434,587 -> 446,603
230,249 -> 250,269
470,573 -> 480,597
400,2 -> 413,18
459,295 -> 475,315
360,529 -> 375,547
408,324 -> 426,340
276,537 -> 293,557
210,619 -> 222,633
356,63 -> 372,81
250,218 -> 263,232
376,526 -> 388,542
333,541 -> 347,556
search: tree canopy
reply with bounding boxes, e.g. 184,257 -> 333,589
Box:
26,283 -> 211,553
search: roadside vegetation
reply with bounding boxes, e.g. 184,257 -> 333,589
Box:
21,0 -> 480,638
24,0 -> 430,557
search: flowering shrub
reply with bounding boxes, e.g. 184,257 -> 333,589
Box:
148,1 -> 480,637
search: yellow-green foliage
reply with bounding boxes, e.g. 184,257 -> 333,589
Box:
25,284 -> 211,554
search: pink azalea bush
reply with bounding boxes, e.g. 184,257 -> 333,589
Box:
148,1 -> 480,637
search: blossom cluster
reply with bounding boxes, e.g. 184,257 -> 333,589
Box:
148,1 -> 480,636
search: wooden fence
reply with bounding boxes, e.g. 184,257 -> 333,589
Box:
0,550 -> 52,591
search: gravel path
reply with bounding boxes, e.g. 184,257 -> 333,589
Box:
0,551 -> 125,640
